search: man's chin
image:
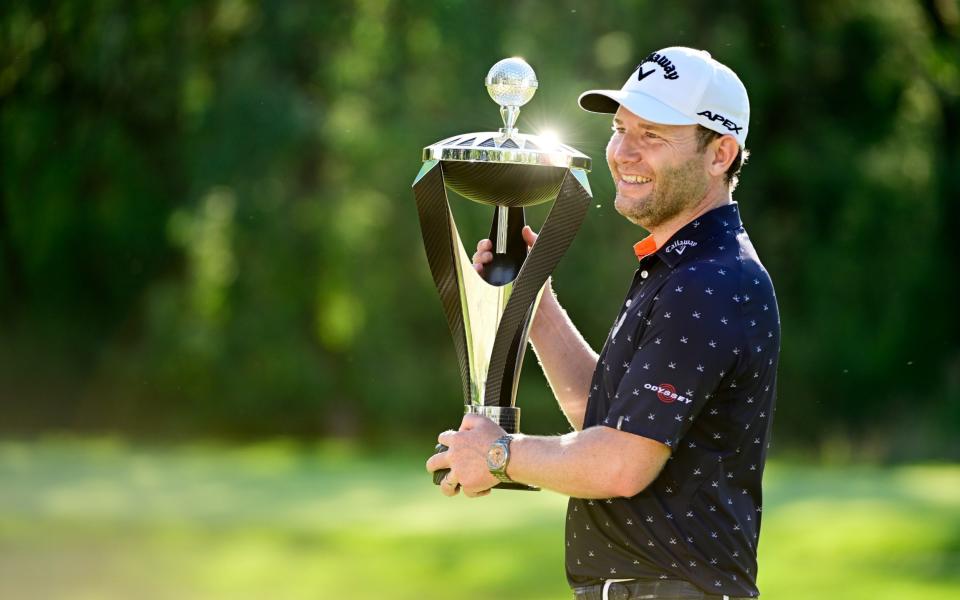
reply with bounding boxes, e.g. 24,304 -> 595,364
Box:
614,196 -> 654,228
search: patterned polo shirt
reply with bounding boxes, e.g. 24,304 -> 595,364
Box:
565,202 -> 781,598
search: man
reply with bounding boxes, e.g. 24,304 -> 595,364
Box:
426,46 -> 780,600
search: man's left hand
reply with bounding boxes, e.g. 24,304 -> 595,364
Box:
426,413 -> 505,498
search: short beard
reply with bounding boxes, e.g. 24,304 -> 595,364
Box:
615,154 -> 709,229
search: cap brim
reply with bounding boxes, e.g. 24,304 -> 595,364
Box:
578,90 -> 697,126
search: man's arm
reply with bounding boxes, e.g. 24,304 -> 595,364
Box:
474,227 -> 597,430
428,413 -> 670,499
507,426 -> 670,498
527,287 -> 597,431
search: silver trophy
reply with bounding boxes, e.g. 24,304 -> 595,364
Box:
413,58 -> 593,491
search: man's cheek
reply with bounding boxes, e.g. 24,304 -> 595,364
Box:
605,139 -> 619,169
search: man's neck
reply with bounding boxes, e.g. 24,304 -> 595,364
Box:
645,187 -> 733,248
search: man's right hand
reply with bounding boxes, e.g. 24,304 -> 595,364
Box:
471,225 -> 539,274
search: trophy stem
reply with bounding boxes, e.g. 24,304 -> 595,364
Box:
495,205 -> 509,253
499,105 -> 520,133
483,205 -> 525,288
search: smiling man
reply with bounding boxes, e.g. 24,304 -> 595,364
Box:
427,47 -> 781,600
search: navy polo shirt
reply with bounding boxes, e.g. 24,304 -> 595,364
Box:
565,202 -> 781,598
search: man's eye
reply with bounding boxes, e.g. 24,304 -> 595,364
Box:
644,131 -> 660,139
611,126 -> 625,134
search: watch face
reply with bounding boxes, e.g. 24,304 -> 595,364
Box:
488,446 -> 507,469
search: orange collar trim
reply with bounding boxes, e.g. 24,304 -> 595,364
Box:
633,236 -> 659,261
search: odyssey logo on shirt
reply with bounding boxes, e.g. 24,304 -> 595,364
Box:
665,239 -> 698,255
644,382 -> 692,404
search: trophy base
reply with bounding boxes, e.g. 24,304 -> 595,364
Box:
465,404 -> 519,432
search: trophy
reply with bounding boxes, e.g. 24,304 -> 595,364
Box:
413,58 -> 592,491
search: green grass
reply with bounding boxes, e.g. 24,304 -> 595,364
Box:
1,438 -> 958,599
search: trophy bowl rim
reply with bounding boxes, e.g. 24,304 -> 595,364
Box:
422,131 -> 592,172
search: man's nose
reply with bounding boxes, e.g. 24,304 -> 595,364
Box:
612,133 -> 644,164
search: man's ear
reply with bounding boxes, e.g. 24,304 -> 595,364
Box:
707,135 -> 739,178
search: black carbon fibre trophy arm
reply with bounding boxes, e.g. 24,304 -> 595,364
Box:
482,170 -> 591,409
413,164 -> 472,405
413,57 -> 592,492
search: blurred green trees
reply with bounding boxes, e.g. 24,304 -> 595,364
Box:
1,0 -> 958,456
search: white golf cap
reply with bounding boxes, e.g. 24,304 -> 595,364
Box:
579,46 -> 750,147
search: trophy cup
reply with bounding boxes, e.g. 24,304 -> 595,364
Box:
413,58 -> 592,491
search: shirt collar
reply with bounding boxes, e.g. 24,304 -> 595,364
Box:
632,236 -> 659,261
633,202 -> 744,267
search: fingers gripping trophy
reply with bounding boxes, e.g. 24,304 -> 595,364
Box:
412,58 -> 593,491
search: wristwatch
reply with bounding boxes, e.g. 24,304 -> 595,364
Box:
486,435 -> 514,483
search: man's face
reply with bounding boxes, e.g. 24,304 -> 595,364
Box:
606,106 -> 710,229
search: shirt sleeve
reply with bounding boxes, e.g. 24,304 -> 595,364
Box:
602,265 -> 745,450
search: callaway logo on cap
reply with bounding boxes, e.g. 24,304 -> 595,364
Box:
578,46 -> 750,146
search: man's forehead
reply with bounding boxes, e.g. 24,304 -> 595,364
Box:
612,107 -> 691,133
